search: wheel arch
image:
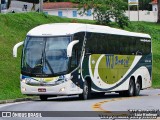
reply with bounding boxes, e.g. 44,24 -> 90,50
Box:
130,76 -> 135,83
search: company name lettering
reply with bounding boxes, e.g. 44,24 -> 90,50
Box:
106,55 -> 130,69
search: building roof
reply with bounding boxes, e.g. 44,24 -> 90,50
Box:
43,2 -> 78,9
150,0 -> 157,4
27,23 -> 151,38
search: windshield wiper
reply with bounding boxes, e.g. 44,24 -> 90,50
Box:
45,59 -> 54,74
31,52 -> 43,74
43,39 -> 54,75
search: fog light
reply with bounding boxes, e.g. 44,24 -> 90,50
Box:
22,79 -> 26,83
22,87 -> 26,91
59,87 -> 65,92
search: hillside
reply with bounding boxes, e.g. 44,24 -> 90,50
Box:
0,12 -> 159,100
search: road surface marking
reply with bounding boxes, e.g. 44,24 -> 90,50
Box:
92,96 -> 139,111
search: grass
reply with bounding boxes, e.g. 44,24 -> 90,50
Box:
0,12 -> 95,100
0,12 -> 159,100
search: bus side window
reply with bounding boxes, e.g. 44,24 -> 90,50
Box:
145,41 -> 151,55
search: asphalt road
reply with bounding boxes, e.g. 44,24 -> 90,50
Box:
0,89 -> 160,120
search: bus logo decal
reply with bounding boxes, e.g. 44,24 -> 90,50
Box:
115,56 -> 130,67
106,55 -> 130,69
106,55 -> 114,69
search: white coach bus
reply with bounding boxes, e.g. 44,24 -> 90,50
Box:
13,23 -> 152,100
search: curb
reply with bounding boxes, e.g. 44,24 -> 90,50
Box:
0,97 -> 39,104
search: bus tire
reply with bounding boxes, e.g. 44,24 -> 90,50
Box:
39,95 -> 48,101
79,80 -> 91,100
126,79 -> 135,97
134,80 -> 141,96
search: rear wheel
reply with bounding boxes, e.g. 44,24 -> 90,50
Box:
79,81 -> 91,100
39,95 -> 48,101
134,80 -> 141,96
126,79 -> 135,97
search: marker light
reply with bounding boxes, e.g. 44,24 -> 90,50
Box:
59,87 -> 65,92
22,79 -> 26,83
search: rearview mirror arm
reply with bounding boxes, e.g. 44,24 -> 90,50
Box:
67,40 -> 79,57
13,41 -> 24,57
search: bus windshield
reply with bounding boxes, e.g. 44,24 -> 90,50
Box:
22,36 -> 71,77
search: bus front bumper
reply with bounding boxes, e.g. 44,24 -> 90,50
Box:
20,80 -> 82,95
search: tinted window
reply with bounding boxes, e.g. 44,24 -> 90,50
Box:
86,32 -> 151,55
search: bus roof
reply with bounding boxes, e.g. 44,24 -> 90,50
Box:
27,23 -> 151,38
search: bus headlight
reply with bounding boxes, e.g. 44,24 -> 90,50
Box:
22,79 -> 26,83
22,78 -> 31,84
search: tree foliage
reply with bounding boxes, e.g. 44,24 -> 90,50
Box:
139,0 -> 152,11
78,0 -> 129,28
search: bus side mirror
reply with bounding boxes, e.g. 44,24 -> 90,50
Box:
67,40 -> 79,57
13,41 -> 24,57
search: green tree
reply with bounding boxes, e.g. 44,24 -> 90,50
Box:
123,0 -> 151,11
79,0 -> 129,28
139,0 -> 152,11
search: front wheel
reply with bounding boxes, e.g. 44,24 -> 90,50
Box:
79,81 -> 91,100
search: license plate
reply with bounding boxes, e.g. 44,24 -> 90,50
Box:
38,88 -> 46,92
